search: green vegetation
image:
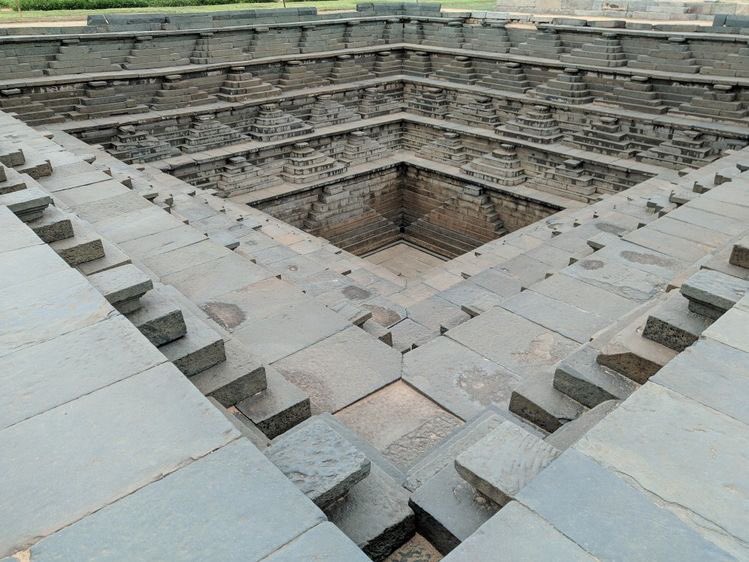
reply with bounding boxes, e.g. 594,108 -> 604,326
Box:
0,0 -> 496,22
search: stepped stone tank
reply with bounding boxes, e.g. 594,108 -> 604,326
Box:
1,4 -> 749,561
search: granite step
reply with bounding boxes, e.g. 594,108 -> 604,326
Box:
86,263 -> 152,314
125,284 -> 187,347
729,235 -> 749,269
509,371 -> 586,433
680,268 -> 749,320
545,399 -> 620,451
553,343 -> 639,408
642,290 -> 714,351
77,238 -> 131,276
49,221 -> 105,266
190,338 -> 267,407
160,304 -> 226,377
266,416 -> 371,509
0,185 -> 51,222
454,421 -> 560,507
236,366 -> 311,439
27,204 -> 74,243
207,396 -> 271,450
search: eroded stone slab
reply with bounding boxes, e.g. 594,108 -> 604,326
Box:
266,417 -> 371,508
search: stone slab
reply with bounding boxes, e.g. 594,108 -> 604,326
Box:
0,315 -> 165,431
159,306 -> 225,376
266,417 -> 371,508
87,263 -> 153,309
441,501 -> 596,562
407,295 -> 471,332
518,449 -> 734,562
681,269 -> 749,318
22,440 -> 326,562
0,268 -> 115,355
446,306 -> 578,379
702,305 -> 749,354
274,326 -> 400,413
335,380 -> 462,470
409,462 -> 499,555
389,318 -> 436,353
501,289 -> 609,344
262,522 -> 369,562
577,384 -> 749,559
545,399 -> 619,451
510,369 -> 586,433
0,205 -> 41,253
455,421 -> 559,506
564,256 -> 667,303
0,363 -> 238,557
403,336 -> 521,421
327,463 -> 415,561
642,290 -> 713,351
651,337 -> 749,426
0,243 -> 68,289
125,285 -> 187,346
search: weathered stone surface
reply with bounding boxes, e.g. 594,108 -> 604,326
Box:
384,533 -> 442,562
336,381 -> 462,471
236,367 -> 310,439
263,522 -> 369,562
266,417 -> 371,508
0,315 -> 165,431
407,295 -> 471,332
274,327 -> 401,413
553,343 -> 638,408
702,305 -> 749,354
681,269 -> 749,319
545,399 -> 620,451
22,440 -> 327,562
327,463 -> 415,561
441,501 -> 596,561
455,421 -> 559,507
0,243 -> 68,288
518,449 -> 734,562
651,338 -> 749,425
409,462 -> 499,555
0,363 -> 238,557
403,336 -> 521,420
447,307 -> 578,379
565,257 -> 667,303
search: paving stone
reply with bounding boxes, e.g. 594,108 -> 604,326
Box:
262,522 -> 369,562
501,289 -> 609,344
576,384 -> 748,559
403,336 -> 521,421
190,338 -> 266,407
336,380 -> 462,471
236,366 -> 310,439
0,315 -> 164,431
0,363 -> 238,557
274,326 -> 400,413
651,337 -> 749,426
437,280 -> 508,314
565,256 -> 667,303
0,205 -> 41,253
680,269 -> 749,319
0,268 -> 114,355
441,501 -> 596,561
409,462 -> 499,555
642,290 -> 714,351
266,417 -> 371,508
22,440 -> 327,562
407,295 -> 471,332
0,243 -> 68,289
327,463 -> 415,561
447,307 -> 578,379
545,399 -> 620,451
465,267 -> 522,298
553,343 -> 639,408
455,421 -> 560,506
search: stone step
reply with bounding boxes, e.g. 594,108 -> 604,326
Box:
125,285 -> 187,347
0,185 -> 51,222
454,420 -> 560,507
642,290 -> 714,352
160,304 -> 226,377
77,238 -> 131,276
509,371 -> 586,433
49,222 -> 105,266
266,415 -> 371,509
206,397 -> 270,450
236,366 -> 310,439
27,204 -> 73,243
553,344 -> 639,408
680,268 -> 749,319
361,318 -> 393,347
545,399 -> 620,451
595,309 -> 678,384
729,235 -> 749,269
190,338 -> 267,407
87,263 -> 153,314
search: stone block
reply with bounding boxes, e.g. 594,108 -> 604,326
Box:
680,269 -> 749,319
509,369 -> 586,433
125,285 -> 187,347
266,417 -> 371,508
160,306 -> 226,377
455,421 -> 559,506
236,366 -> 310,439
642,290 -> 714,351
545,399 -> 619,451
87,263 -> 153,314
